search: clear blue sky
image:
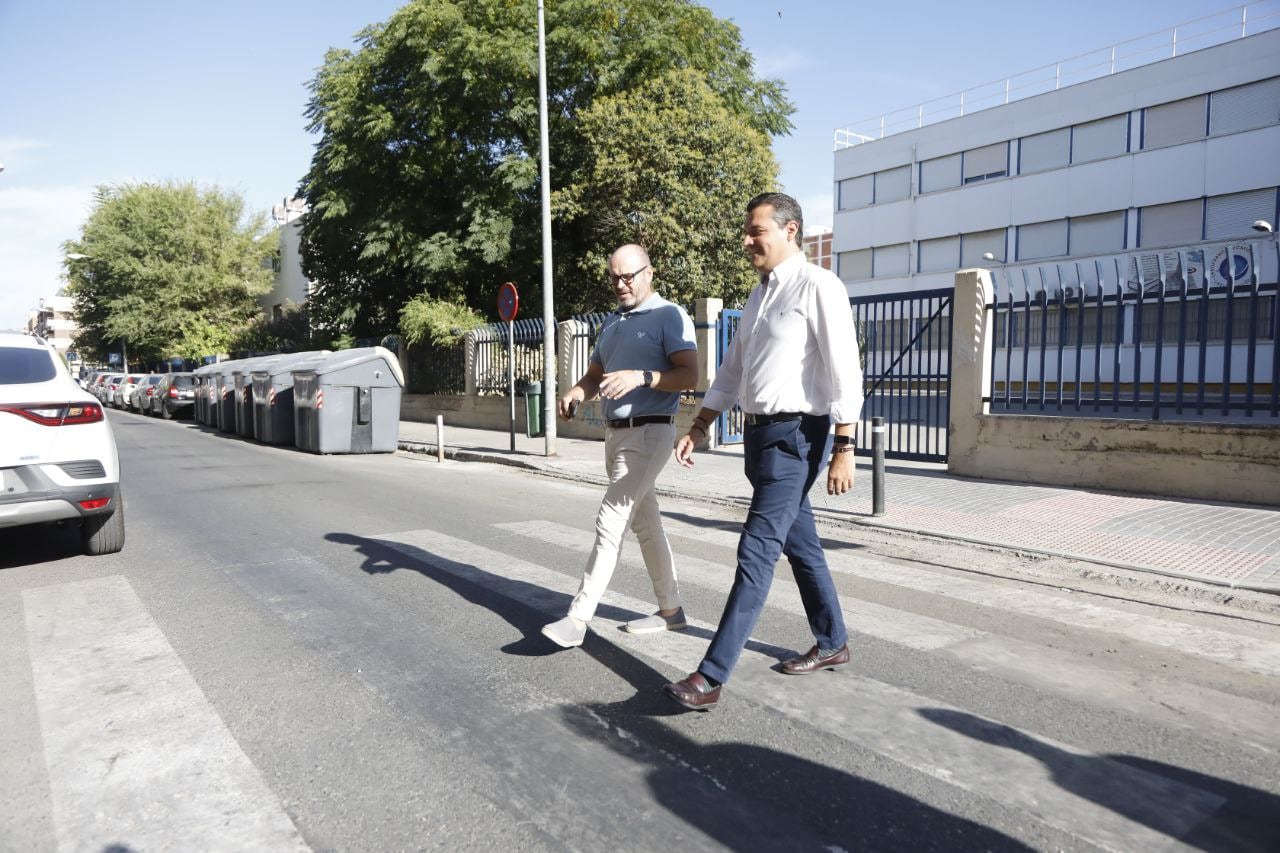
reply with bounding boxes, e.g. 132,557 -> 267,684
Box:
0,0 -> 1235,327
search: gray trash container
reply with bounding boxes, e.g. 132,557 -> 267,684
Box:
194,361 -> 231,429
215,360 -> 244,433
232,355 -> 285,439
292,346 -> 404,454
251,351 -> 330,445
192,365 -> 210,424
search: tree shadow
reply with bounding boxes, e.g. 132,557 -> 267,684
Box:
557,643 -> 1031,851
324,531 -> 795,666
918,707 -> 1280,851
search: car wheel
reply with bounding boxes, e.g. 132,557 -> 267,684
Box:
82,499 -> 125,555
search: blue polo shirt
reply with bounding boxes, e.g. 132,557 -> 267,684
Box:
591,293 -> 696,419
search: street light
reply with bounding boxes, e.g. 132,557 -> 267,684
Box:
1253,220 -> 1274,234
981,251 -> 1006,264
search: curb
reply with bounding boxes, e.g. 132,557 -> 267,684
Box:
398,440 -> 1280,605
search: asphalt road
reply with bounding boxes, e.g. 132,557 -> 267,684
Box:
1,409 -> 1278,851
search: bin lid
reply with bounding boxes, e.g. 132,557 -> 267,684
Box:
252,350 -> 331,379
297,346 -> 404,387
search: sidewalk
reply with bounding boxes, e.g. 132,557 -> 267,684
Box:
397,420 -> 1280,594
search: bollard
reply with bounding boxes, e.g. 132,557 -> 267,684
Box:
436,415 -> 445,463
872,416 -> 886,517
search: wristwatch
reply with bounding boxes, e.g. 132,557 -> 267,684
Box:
642,370 -> 654,387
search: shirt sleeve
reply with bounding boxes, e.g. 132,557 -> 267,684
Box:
666,305 -> 697,354
812,274 -> 864,424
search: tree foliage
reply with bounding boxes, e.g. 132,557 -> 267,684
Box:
400,296 -> 485,347
299,0 -> 792,334
63,182 -> 273,363
555,68 -> 776,312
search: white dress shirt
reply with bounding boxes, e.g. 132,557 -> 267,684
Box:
703,251 -> 864,424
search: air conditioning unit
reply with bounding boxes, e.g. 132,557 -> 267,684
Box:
1208,244 -> 1253,286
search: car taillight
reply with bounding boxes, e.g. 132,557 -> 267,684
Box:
0,402 -> 104,426
168,387 -> 178,398
146,387 -> 155,397
79,497 -> 111,510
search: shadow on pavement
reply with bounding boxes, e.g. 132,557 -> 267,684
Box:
325,530 -> 795,666
0,522 -> 86,569
559,647 -> 1032,851
919,707 -> 1280,850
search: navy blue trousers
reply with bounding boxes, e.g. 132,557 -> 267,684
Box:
699,413 -> 849,683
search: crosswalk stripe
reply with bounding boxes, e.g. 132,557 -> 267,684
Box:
496,520 -> 1280,753
659,520 -> 1280,678
374,526 -> 1226,850
22,576 -> 308,852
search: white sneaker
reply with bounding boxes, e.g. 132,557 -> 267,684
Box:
624,608 -> 687,634
541,615 -> 587,648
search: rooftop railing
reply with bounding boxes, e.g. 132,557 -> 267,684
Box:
834,1 -> 1280,150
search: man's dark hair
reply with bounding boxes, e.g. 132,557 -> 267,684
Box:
747,192 -> 804,246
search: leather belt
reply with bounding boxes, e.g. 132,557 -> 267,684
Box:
743,411 -> 804,426
607,415 -> 675,429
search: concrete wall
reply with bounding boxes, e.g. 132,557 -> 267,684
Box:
949,269 -> 1280,505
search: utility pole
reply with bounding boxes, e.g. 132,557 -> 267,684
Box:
537,0 -> 556,456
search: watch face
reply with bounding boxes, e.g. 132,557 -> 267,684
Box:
643,370 -> 653,387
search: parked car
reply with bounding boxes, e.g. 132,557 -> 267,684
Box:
129,374 -> 163,412
112,374 -> 144,409
150,372 -> 196,419
0,331 -> 124,554
96,373 -> 124,405
91,372 -> 117,402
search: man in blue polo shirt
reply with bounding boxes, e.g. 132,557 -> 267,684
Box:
541,244 -> 700,648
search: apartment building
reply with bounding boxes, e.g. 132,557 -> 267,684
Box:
29,293 -> 80,367
831,22 -> 1280,296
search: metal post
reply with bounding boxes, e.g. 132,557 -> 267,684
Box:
537,0 -> 556,456
507,319 -> 516,451
436,415 -> 445,463
872,416 -> 886,517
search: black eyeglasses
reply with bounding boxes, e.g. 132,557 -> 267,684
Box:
608,265 -> 649,286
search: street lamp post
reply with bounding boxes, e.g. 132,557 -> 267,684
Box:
537,0 -> 556,456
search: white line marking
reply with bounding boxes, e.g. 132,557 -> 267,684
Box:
374,527 -> 1226,850
498,520 -> 1280,753
664,521 -> 1280,677
23,576 -> 308,852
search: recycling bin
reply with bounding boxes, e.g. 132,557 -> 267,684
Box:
523,381 -> 543,438
251,351 -> 329,445
232,355 -> 285,439
192,365 -> 210,424
215,360 -> 243,433
292,346 -> 404,454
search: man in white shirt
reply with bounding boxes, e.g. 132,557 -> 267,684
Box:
663,193 -> 863,711
541,244 -> 699,649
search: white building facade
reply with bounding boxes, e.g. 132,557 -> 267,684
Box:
832,27 -> 1280,296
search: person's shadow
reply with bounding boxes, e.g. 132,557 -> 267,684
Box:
919,707 -> 1280,851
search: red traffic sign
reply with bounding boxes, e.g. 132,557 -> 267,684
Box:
497,282 -> 519,322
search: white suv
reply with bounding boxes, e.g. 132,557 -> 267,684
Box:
0,331 -> 125,554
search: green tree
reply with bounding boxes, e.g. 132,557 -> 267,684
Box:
298,0 -> 792,335
64,182 -> 274,364
555,68 -> 777,312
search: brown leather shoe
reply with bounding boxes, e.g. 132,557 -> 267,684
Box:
781,644 -> 851,675
663,671 -> 721,710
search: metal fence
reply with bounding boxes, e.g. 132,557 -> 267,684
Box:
989,242 -> 1279,420
852,288 -> 953,462
406,339 -> 466,394
472,319 -> 548,396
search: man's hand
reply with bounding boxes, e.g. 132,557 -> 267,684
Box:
673,432 -> 699,469
598,369 -> 643,400
827,451 -> 855,495
557,388 -> 584,421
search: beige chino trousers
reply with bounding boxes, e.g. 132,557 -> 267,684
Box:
568,421 -> 681,622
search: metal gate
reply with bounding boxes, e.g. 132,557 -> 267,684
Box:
852,288 -> 953,462
717,309 -> 745,443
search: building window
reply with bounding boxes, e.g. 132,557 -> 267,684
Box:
837,174 -> 873,210
960,229 -> 1006,268
1205,187 -> 1278,241
1018,128 -> 1070,174
1017,219 -> 1068,260
874,165 -> 911,203
919,153 -> 961,193
1070,114 -> 1129,164
962,142 -> 1008,184
838,249 -> 872,282
872,243 -> 910,278
917,236 -> 960,273
1210,77 -> 1280,136
1142,95 -> 1207,149
1068,211 -> 1126,256
1138,199 -> 1202,247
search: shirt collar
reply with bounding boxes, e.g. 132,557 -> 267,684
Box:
615,292 -> 665,316
764,251 -> 807,287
